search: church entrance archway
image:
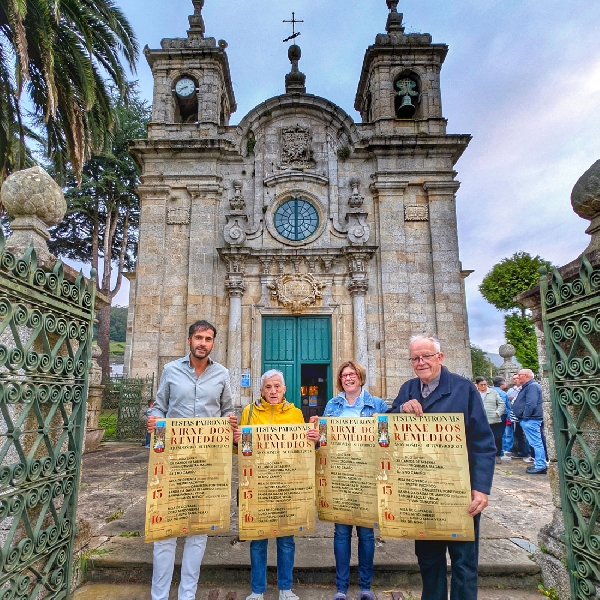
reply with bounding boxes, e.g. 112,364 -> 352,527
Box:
262,316 -> 332,420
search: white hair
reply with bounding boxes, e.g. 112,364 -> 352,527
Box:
409,335 -> 441,353
261,369 -> 286,387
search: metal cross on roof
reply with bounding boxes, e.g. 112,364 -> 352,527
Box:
283,12 -> 303,43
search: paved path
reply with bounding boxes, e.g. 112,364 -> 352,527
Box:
74,444 -> 553,599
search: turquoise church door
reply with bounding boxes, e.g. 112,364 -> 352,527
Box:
262,316 -> 332,420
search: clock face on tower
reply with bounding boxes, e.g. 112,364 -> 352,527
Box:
175,78 -> 196,97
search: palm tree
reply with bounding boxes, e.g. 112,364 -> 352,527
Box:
0,0 -> 138,184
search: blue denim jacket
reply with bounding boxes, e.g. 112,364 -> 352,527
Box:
323,389 -> 388,417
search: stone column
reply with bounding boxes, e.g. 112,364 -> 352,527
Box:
345,249 -> 372,380
225,273 -> 246,412
424,181 -> 470,374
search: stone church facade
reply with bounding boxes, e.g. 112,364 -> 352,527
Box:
125,0 -> 473,414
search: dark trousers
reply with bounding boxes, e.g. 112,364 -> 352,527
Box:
415,513 -> 480,600
489,422 -> 504,457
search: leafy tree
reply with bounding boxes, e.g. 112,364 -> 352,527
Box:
48,88 -> 150,377
0,0 -> 138,185
470,344 -> 497,380
505,313 -> 538,372
479,252 -> 551,373
109,306 -> 127,342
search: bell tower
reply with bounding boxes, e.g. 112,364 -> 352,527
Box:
144,0 -> 236,129
355,0 -> 446,134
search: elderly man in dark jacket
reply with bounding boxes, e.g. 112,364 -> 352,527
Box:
512,369 -> 547,474
391,335 -> 496,600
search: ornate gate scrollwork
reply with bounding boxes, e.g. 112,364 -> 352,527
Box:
0,230 -> 95,598
540,255 -> 600,599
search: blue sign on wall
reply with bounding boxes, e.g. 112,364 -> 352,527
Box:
241,373 -> 251,387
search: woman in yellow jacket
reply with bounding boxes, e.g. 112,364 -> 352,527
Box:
234,369 -> 318,600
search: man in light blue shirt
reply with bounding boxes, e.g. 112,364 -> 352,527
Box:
148,320 -> 236,600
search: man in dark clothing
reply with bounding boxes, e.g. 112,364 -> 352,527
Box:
512,369 -> 547,474
391,335 -> 496,600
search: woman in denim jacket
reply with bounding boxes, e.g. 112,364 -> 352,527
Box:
322,360 -> 388,600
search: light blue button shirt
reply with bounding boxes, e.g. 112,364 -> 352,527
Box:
337,389 -> 365,418
150,355 -> 233,419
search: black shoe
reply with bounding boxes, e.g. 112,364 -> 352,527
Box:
526,466 -> 547,474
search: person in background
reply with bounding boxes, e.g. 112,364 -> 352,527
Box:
508,374 -> 530,460
492,376 -> 513,460
140,398 -> 155,448
321,360 -> 388,600
234,369 -> 319,600
512,369 -> 547,475
475,377 -> 504,465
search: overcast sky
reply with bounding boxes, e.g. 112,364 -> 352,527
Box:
101,0 -> 600,353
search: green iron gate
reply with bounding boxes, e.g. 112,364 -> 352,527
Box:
540,256 -> 600,599
0,232 -> 95,599
116,375 -> 154,443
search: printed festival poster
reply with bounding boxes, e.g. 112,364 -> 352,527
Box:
238,423 -> 316,540
145,418 -> 233,542
376,413 -> 474,541
316,417 -> 379,528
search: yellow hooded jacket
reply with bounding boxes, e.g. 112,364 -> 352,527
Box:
240,397 -> 305,426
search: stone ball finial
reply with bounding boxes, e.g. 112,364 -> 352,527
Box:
571,159 -> 600,253
499,343 -> 516,359
288,44 -> 301,62
571,159 -> 600,220
1,166 -> 66,226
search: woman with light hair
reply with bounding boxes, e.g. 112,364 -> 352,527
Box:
234,369 -> 319,600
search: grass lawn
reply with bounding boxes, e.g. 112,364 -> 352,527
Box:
109,341 -> 125,357
99,411 -> 117,441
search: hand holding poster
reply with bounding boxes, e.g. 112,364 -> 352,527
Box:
376,413 -> 474,541
238,424 -> 316,540
145,418 -> 233,542
316,417 -> 379,527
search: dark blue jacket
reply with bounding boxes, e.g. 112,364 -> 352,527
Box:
511,378 -> 543,421
391,366 -> 496,495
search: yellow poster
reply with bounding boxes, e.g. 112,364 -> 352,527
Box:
315,417 -> 379,528
145,418 -> 232,543
238,424 -> 316,540
376,413 -> 474,541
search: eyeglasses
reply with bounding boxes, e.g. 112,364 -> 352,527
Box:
408,353 -> 439,364
340,372 -> 357,379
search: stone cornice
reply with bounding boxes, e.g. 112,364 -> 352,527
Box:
263,171 -> 329,188
423,181 -> 461,194
365,134 -> 471,163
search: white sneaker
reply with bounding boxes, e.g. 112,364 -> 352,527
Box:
503,451 -> 514,457
279,591 -> 299,600
247,594 -> 264,600
523,457 -> 534,463
500,455 -> 512,461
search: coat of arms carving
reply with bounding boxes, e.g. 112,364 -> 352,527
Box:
280,126 -> 314,170
267,273 -> 326,312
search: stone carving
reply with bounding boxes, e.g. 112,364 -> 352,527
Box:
346,213 -> 370,245
404,204 -> 429,221
167,206 -> 191,225
348,277 -> 369,297
230,181 -> 245,210
280,126 -> 313,170
267,273 -> 326,312
0,165 -> 66,263
224,216 -> 248,246
225,274 -> 246,297
571,159 -> 600,253
348,178 -> 364,208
